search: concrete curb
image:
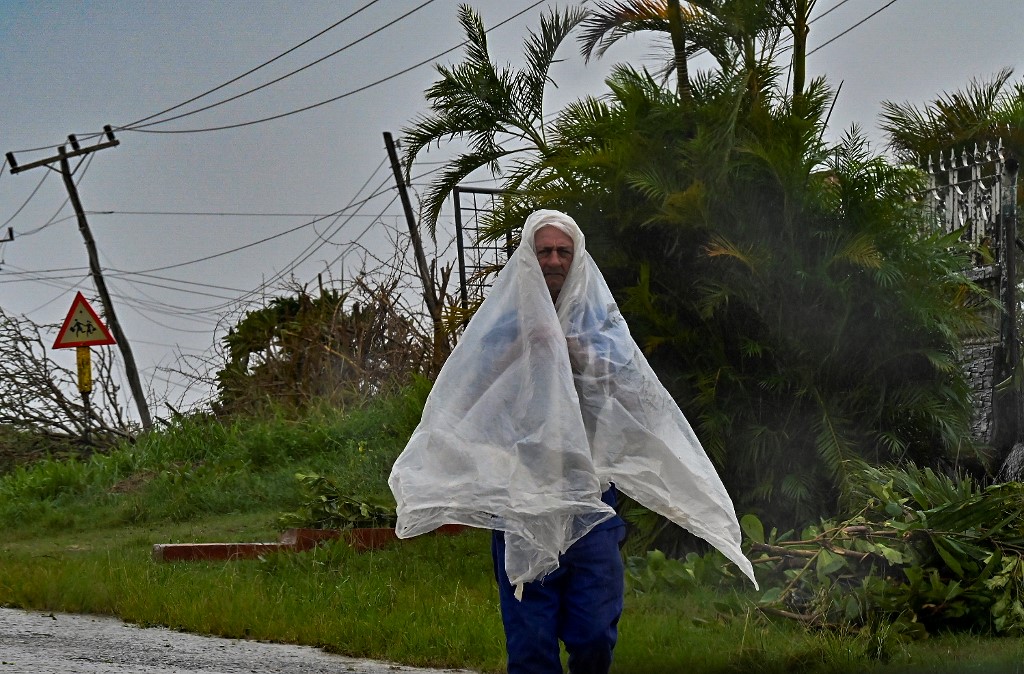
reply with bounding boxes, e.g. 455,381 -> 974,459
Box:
152,525 -> 467,562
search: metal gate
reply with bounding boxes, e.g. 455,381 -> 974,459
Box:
920,140 -> 1020,449
452,186 -> 516,309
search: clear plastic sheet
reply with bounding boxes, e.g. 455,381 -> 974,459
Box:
389,210 -> 757,589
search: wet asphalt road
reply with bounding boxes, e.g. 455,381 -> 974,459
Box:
0,608 -> 477,674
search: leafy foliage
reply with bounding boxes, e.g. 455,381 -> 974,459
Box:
277,472 -> 396,530
626,548 -> 741,595
400,4 -> 587,231
216,280 -> 431,414
740,461 -> 1024,637
403,4 -> 991,529
881,67 -> 1024,164
0,380 -> 430,533
626,462 -> 1024,640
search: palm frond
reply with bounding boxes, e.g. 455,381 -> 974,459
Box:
881,67 -> 1015,160
833,233 -> 881,269
519,7 -> 588,123
418,149 -> 516,233
578,0 -> 669,62
704,234 -> 760,272
812,394 -> 855,481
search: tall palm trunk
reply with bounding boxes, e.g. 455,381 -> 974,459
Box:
666,0 -> 693,107
791,0 -> 811,108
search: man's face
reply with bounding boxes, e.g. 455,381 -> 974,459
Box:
533,225 -> 574,301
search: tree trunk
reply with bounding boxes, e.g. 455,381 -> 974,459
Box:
666,0 -> 692,107
791,0 -> 813,110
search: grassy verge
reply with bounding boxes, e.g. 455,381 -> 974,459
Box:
2,517 -> 1022,673
1,390 -> 1022,673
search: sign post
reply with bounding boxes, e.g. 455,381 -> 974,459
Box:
53,292 -> 116,445
76,346 -> 93,443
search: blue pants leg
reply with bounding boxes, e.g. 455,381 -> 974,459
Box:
492,525 -> 625,674
560,527 -> 625,673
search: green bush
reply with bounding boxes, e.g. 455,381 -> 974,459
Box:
0,382 -> 429,535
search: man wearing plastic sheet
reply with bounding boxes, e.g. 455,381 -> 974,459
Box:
389,210 -> 757,674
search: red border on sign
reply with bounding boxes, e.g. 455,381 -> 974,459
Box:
53,291 -> 117,349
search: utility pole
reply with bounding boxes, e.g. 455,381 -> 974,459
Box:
383,131 -> 450,371
7,127 -> 154,430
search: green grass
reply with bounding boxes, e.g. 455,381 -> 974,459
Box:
0,518 -> 506,671
1,388 -> 1023,673
0,388 -> 422,537
3,517 -> 1022,673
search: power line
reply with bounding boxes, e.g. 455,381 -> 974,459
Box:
12,152 -> 97,238
104,280 -> 225,327
2,1 -> 385,155
97,266 -> 227,323
116,300 -> 221,334
206,178 -> 398,314
86,210 -> 384,219
808,0 -> 900,56
121,1 -> 548,135
122,0 -> 382,129
104,155 -> 413,318
12,187 -> 408,327
1,264 -> 92,310
20,278 -> 92,315
106,269 -> 252,294
323,194 -> 400,271
1,155 -> 430,319
124,0 -> 441,132
244,157 -> 454,304
121,157 -> 391,275
2,168 -> 49,229
105,274 -> 242,303
0,263 -> 88,277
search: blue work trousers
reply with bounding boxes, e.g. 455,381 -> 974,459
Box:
491,524 -> 626,674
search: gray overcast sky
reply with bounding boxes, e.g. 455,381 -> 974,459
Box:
1,1 -> 1022,419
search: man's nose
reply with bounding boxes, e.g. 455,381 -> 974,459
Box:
539,251 -> 559,267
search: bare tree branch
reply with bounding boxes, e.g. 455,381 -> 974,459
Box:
0,307 -> 132,445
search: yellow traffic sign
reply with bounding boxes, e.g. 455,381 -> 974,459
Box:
53,292 -> 116,349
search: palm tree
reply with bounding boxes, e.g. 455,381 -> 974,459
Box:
403,4 -> 988,527
577,0 -> 701,105
542,64 -> 988,523
881,67 -> 1024,163
578,1 -> 817,104
400,4 -> 587,232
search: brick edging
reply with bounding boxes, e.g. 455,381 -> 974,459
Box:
152,525 -> 467,562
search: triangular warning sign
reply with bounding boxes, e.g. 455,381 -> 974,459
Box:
53,292 -> 116,349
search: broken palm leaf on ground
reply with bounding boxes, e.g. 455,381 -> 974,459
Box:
628,461 -> 1024,637
748,462 -> 1024,636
